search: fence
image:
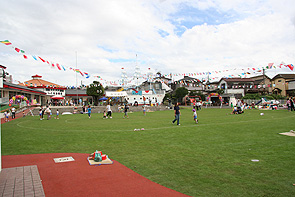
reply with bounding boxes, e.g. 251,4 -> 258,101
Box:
243,99 -> 287,105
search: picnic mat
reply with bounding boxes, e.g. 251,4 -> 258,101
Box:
87,156 -> 113,165
279,132 -> 295,137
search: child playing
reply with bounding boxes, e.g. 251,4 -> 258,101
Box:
123,104 -> 129,118
56,109 -> 59,119
87,105 -> 92,118
103,111 -> 106,119
142,105 -> 146,116
39,109 -> 42,120
4,111 -> 9,122
193,109 -> 198,124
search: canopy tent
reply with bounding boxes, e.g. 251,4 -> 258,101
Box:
51,95 -> 65,100
99,97 -> 108,101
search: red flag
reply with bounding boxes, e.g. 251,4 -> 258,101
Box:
15,48 -> 20,52
51,63 -> 55,68
56,63 -> 62,70
38,56 -> 46,62
287,64 -> 294,71
23,54 -> 28,59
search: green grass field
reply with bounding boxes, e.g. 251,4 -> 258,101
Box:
2,107 -> 295,196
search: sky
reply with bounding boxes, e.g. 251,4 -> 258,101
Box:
0,0 -> 295,86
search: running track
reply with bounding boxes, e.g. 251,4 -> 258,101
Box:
1,108 -> 189,197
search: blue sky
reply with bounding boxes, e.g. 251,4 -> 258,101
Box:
169,3 -> 239,36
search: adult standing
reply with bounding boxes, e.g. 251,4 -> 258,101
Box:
106,103 -> 112,119
286,98 -> 291,112
123,104 -> 129,118
11,106 -> 16,119
172,103 -> 181,125
45,106 -> 51,120
290,97 -> 295,111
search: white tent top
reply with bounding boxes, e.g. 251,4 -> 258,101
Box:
105,91 -> 127,97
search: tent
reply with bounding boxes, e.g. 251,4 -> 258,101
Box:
51,95 -> 65,100
99,97 -> 108,101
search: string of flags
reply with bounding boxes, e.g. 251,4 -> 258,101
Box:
1,40 -> 294,87
0,40 -> 90,78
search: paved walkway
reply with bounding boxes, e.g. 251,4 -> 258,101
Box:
0,165 -> 45,197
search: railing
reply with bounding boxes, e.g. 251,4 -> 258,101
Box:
243,99 -> 287,105
0,97 -> 9,104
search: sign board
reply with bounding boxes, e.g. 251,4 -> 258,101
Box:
53,156 -> 75,163
105,91 -> 127,97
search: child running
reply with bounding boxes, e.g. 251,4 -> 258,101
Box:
87,105 -> 92,118
193,109 -> 198,124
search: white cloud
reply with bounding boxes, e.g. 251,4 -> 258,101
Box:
0,0 -> 294,86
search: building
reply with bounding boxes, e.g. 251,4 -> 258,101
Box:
19,75 -> 66,104
65,87 -> 93,105
218,78 -> 255,98
171,75 -> 204,93
249,75 -> 272,94
271,74 -> 295,97
0,67 -> 46,106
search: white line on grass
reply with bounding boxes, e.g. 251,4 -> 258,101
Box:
16,113 -> 295,133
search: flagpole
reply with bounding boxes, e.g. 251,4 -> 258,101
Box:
76,51 -> 78,105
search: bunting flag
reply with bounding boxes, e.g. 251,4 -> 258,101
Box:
1,40 -> 294,84
38,56 -> 46,62
287,64 -> 294,71
32,55 -> 38,61
61,65 -> 66,71
268,63 -> 274,68
56,63 -> 62,70
0,40 -> 12,45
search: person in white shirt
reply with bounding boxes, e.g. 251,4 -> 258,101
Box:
106,103 -> 112,119
11,107 -> 16,119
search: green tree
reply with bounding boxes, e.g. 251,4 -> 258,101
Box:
86,81 -> 104,106
174,87 -> 188,103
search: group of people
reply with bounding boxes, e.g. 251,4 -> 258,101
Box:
86,103 -> 148,119
87,103 -> 114,119
286,97 -> 295,111
39,106 -> 59,120
3,106 -> 16,122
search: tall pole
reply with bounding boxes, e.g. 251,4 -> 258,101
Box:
263,68 -> 265,94
76,51 -> 78,105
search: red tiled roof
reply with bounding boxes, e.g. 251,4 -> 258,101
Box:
18,75 -> 65,89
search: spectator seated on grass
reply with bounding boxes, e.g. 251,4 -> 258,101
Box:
231,105 -> 244,114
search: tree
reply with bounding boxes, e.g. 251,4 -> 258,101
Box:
174,87 -> 188,103
86,81 -> 104,106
